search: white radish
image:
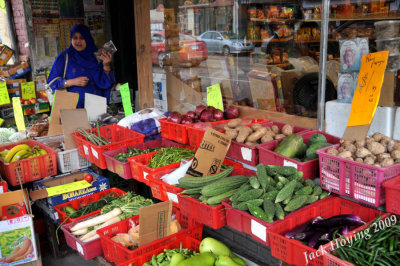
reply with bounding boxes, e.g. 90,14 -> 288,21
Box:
82,234 -> 100,243
71,208 -> 122,232
72,228 -> 87,236
79,216 -> 121,242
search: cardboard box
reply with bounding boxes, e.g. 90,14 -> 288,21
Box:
0,180 -> 7,193
248,70 -> 283,112
8,62 -> 31,79
0,190 -> 38,265
35,199 -> 59,224
0,45 -> 14,66
30,169 -> 109,208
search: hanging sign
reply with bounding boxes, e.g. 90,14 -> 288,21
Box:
21,81 -> 36,100
347,51 -> 389,127
0,82 -> 10,106
207,83 -> 224,111
120,83 -> 134,116
12,97 -> 26,131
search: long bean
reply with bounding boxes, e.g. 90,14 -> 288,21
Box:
148,147 -> 195,168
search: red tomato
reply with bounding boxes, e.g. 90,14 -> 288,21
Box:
84,174 -> 93,183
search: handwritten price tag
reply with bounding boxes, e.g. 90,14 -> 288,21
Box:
120,82 -> 133,116
207,83 -> 224,111
12,97 -> 25,131
0,82 -> 10,105
21,81 -> 36,100
347,51 -> 389,127
46,180 -> 92,197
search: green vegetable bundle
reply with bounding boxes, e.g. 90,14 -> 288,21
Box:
101,192 -> 153,220
114,147 -> 162,162
229,164 -> 329,222
143,247 -> 198,266
148,147 -> 195,168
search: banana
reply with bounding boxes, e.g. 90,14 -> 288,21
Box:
4,144 -> 31,163
38,149 -> 47,155
11,150 -> 30,162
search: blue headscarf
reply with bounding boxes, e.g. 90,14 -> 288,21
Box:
67,24 -> 100,70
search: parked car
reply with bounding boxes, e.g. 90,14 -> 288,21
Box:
151,31 -> 208,68
197,31 -> 254,55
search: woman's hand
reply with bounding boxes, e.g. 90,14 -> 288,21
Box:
66,77 -> 89,87
101,51 -> 112,72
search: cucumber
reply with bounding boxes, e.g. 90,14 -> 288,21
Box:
233,199 -> 263,210
263,190 -> 279,201
273,134 -> 304,158
275,180 -> 297,203
295,186 -> 313,195
247,204 -> 272,222
230,183 -> 251,202
308,133 -> 327,146
201,176 -> 248,197
305,142 -> 332,160
284,195 -> 309,212
263,199 -> 275,220
275,202 -> 285,220
312,186 -> 323,196
256,164 -> 269,191
249,176 -> 260,189
236,189 -> 264,202
206,188 -> 239,205
178,167 -> 234,189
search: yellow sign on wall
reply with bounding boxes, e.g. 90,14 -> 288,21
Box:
207,83 -> 224,111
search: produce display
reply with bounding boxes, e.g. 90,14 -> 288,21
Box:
142,247 -> 198,266
229,164 -> 329,222
68,193 -> 153,242
274,133 -> 332,162
284,214 -> 365,248
326,132 -> 400,167
148,147 -> 195,168
75,127 -> 110,146
224,119 -> 295,145
167,105 -> 239,124
114,147 -> 162,162
0,143 -> 47,162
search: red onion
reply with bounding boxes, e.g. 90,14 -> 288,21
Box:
200,110 -> 214,122
181,117 -> 194,124
207,106 -> 216,112
224,105 -> 239,119
168,112 -> 182,124
195,105 -> 207,117
213,109 -> 224,121
185,111 -> 196,119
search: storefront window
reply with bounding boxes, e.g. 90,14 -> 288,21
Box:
150,0 -> 399,120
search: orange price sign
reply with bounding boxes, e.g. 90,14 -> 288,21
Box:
347,51 -> 389,127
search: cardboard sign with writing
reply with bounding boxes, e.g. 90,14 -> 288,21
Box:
186,128 -> 232,177
21,81 -> 36,100
138,201 -> 172,247
84,93 -> 107,122
60,109 -> 90,150
48,91 -> 79,136
343,51 -> 389,140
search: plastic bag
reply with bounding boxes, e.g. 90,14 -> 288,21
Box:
118,108 -> 166,130
94,40 -> 117,64
161,159 -> 192,185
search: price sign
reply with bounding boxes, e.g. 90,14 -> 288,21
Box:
12,97 -> 26,131
21,81 -> 36,100
46,180 -> 92,197
347,51 -> 389,127
207,83 -> 224,111
0,82 -> 10,106
0,118 -> 4,126
120,82 -> 134,116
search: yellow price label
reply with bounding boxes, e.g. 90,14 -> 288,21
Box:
347,51 -> 389,127
12,97 -> 26,131
0,82 -> 10,105
0,118 -> 3,126
46,180 -> 92,197
207,83 -> 224,111
21,81 -> 36,100
46,70 -> 50,79
120,82 -> 133,116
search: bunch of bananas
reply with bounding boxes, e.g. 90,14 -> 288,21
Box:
0,144 -> 47,163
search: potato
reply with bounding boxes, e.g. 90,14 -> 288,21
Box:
224,128 -> 238,140
364,156 -> 375,165
327,148 -> 339,156
372,132 -> 385,142
374,163 -> 382,168
271,125 -> 280,134
392,142 -> 400,151
227,118 -> 242,128
341,139 -> 355,146
355,158 -> 364,163
338,147 -> 346,153
251,123 -> 262,131
274,134 -> 286,140
381,158 -> 394,167
236,126 -> 252,143
281,124 -> 293,136
355,140 -> 366,148
391,150 -> 400,160
365,136 -> 374,144
377,153 -> 391,162
261,134 -> 274,143
245,141 -> 258,146
338,151 -> 352,158
344,144 -> 357,154
367,141 -> 386,155
247,127 -> 268,142
387,140 -> 396,153
355,147 -> 371,158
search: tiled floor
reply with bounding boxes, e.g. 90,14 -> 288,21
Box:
42,252 -> 98,266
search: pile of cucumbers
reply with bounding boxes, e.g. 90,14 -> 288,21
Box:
229,164 -> 329,223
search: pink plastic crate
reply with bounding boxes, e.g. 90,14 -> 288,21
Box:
258,131 -> 340,179
103,139 -> 187,180
317,144 -> 400,207
226,121 -> 310,166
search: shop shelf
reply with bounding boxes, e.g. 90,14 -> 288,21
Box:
258,130 -> 340,179
72,124 -> 145,169
226,121 -> 309,166
383,176 -> 400,215
103,139 -> 187,180
54,188 -> 126,224
268,196 -> 383,266
317,144 -> 400,207
0,140 -> 58,186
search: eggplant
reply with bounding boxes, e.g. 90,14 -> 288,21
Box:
284,216 -> 324,239
308,230 -> 328,249
312,214 -> 365,228
293,231 -> 316,241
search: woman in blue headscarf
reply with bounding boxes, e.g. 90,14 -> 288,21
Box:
47,24 -> 115,108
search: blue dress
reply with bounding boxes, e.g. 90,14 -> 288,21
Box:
47,24 -> 115,108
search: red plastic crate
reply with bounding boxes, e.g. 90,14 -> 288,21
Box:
317,144 -> 400,207
147,158 -> 243,208
54,188 -> 126,224
97,211 -> 203,265
383,176 -> 400,214
61,213 -> 105,260
72,124 -> 145,169
159,118 -> 191,144
268,196 -> 383,266
258,131 -> 340,179
226,121 -> 309,166
177,167 -> 250,230
103,139 -> 188,180
0,140 -> 58,186
117,235 -> 200,266
128,146 -> 195,184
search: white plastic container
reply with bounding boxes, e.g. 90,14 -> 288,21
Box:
376,37 -> 400,54
375,20 -> 400,39
57,148 -> 91,173
326,100 -> 395,138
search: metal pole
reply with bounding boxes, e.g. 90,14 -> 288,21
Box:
317,0 -> 331,131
